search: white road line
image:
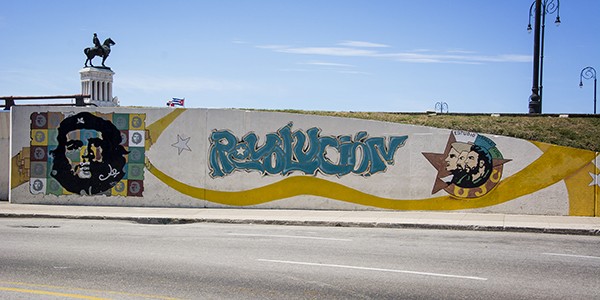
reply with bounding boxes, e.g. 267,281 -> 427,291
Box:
257,259 -> 488,281
542,253 -> 600,260
228,233 -> 352,241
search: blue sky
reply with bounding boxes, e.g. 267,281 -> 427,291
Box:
1,0 -> 598,113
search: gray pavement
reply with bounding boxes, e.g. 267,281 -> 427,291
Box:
1,201 -> 600,235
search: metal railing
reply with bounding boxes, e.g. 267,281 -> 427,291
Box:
1,94 -> 94,110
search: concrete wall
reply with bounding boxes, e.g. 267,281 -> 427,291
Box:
8,106 -> 600,216
0,111 -> 9,200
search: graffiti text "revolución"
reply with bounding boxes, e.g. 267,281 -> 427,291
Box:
209,123 -> 408,177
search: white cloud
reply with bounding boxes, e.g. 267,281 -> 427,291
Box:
257,42 -> 530,64
380,52 -> 531,64
300,61 -> 355,68
490,54 -> 532,62
337,70 -> 370,75
255,44 -> 290,50
283,61 -> 368,75
118,75 -> 252,93
409,49 -> 435,53
445,49 -> 477,54
280,68 -> 314,73
338,40 -> 390,48
274,47 -> 378,57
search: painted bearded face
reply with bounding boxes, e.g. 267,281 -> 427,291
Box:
50,112 -> 127,195
65,129 -> 105,179
444,148 -> 460,171
464,150 -> 480,174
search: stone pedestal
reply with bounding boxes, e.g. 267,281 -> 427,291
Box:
79,67 -> 118,107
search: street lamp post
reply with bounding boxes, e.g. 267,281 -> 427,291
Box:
435,101 -> 448,114
579,67 -> 597,114
527,0 -> 561,114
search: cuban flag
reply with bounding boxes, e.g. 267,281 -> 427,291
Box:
167,98 -> 185,107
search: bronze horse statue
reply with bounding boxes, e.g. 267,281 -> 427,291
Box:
84,38 -> 115,68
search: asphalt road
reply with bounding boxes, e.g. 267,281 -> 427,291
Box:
1,218 -> 599,299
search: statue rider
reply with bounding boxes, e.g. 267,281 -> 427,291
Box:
93,33 -> 105,56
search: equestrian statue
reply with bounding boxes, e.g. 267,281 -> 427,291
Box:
84,33 -> 116,68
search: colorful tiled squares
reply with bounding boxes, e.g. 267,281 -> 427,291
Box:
29,112 -> 146,197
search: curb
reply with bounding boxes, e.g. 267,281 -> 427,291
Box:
2,213 -> 599,236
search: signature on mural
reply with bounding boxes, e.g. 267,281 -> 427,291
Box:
423,130 -> 511,198
29,112 -> 146,196
209,122 -> 408,177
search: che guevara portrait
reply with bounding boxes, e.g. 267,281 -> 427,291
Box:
26,111 -> 145,196
49,112 -> 128,195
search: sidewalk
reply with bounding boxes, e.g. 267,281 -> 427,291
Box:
1,201 -> 599,235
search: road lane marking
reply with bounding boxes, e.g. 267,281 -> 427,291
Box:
229,233 -> 352,241
543,253 -> 600,260
0,286 -> 107,299
257,259 -> 488,281
0,281 -> 181,300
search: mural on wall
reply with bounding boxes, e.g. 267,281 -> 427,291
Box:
209,122 -> 408,178
423,131 -> 512,198
29,111 -> 145,196
141,110 -> 597,215
10,108 -> 599,216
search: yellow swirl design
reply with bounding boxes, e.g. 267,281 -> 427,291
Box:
146,144 -> 594,210
145,109 -> 596,211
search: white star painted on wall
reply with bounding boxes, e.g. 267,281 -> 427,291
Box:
171,134 -> 191,155
589,172 -> 600,187
236,146 -> 246,156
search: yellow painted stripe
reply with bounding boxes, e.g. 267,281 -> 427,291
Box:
0,281 -> 180,300
0,286 -> 107,299
145,108 -> 186,150
147,143 -> 595,211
